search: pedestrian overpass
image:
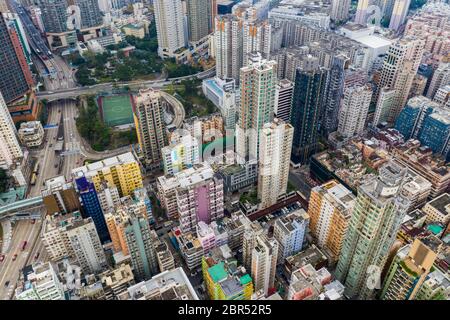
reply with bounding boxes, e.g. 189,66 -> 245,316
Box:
0,196 -> 44,221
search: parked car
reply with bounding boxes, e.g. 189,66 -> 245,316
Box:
0,255 -> 5,262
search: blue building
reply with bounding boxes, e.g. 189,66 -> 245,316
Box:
75,175 -> 110,243
291,59 -> 328,164
395,96 -> 437,140
395,96 -> 450,161
419,111 -> 450,161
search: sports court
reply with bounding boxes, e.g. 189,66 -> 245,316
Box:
98,94 -> 134,127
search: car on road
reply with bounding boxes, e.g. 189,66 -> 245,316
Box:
34,253 -> 40,260
0,255 -> 5,262
49,143 -> 53,147
31,219 -> 36,224
12,254 -> 17,261
4,281 -> 9,287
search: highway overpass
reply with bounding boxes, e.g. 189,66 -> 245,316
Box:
37,67 -> 216,102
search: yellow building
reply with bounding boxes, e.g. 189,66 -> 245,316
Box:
308,180 -> 355,262
422,193 -> 450,226
72,152 -> 143,197
202,248 -> 253,300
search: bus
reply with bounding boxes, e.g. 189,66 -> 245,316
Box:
30,173 -> 37,186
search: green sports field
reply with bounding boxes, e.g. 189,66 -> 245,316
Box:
100,94 -> 134,127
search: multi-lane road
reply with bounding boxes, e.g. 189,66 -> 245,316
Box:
0,219 -> 44,299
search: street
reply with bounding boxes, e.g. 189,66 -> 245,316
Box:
0,219 -> 43,300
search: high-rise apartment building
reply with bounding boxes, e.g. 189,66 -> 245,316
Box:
427,63 -> 450,100
335,162 -> 410,299
291,56 -> 328,164
96,181 -> 121,214
153,0 -> 186,59
124,214 -> 158,281
134,88 -> 168,169
75,175 -> 110,244
186,0 -> 210,44
242,18 -> 271,64
257,119 -> 294,209
0,14 -> 32,104
374,37 -> 425,125
354,0 -> 370,25
157,163 -> 224,232
214,14 -> 243,82
75,0 -> 103,29
274,79 -> 294,123
0,92 -> 23,167
337,84 -> 373,138
236,53 -> 277,162
388,0 -> 411,31
273,209 -> 309,263
251,234 -> 278,297
161,131 -> 200,176
72,152 -> 143,197
380,237 -> 440,300
308,180 -> 356,262
66,217 -> 108,274
330,0 -> 351,22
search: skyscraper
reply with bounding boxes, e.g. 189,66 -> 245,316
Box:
236,53 -> 277,162
388,0 -> 411,31
330,0 -> 351,22
291,56 -> 328,164
75,0 -> 103,29
0,92 -> 23,167
214,14 -> 243,82
380,237 -> 440,300
374,37 -> 425,125
38,0 -> 69,34
186,0 -> 210,44
242,18 -> 271,64
337,84 -> 373,138
75,175 -> 110,244
322,54 -> 349,137
354,0 -> 370,25
251,234 -> 278,297
153,0 -> 186,59
426,63 -> 450,100
335,162 -> 410,299
124,214 -> 158,281
0,14 -> 32,104
134,88 -> 168,169
274,79 -> 294,123
308,180 -> 356,262
257,119 -> 293,209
